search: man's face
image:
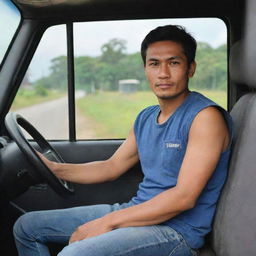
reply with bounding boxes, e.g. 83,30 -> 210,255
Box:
144,40 -> 196,101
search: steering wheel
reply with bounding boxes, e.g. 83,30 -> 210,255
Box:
4,112 -> 74,196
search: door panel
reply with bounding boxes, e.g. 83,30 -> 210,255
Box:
12,140 -> 143,212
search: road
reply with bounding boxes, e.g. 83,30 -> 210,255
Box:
15,92 -> 95,140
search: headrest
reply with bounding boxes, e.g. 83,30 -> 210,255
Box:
230,0 -> 256,88
230,39 -> 256,88
229,40 -> 244,85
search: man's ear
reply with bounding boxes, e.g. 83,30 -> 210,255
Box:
188,61 -> 196,78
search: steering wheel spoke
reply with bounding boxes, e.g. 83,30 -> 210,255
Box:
43,149 -> 62,163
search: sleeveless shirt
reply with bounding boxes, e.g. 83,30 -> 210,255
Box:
131,91 -> 233,249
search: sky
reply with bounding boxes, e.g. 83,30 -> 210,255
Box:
0,0 -> 227,81
74,18 -> 227,56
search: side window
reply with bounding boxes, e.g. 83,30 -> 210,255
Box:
74,23 -> 158,139
11,18 -> 227,140
11,25 -> 68,140
74,19 -> 227,139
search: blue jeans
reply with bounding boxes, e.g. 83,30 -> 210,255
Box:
13,202 -> 197,256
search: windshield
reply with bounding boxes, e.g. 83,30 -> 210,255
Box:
0,0 -> 20,66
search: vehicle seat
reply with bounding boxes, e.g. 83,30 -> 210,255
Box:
199,40 -> 256,255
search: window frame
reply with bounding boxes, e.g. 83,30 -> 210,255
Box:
66,22 -> 76,141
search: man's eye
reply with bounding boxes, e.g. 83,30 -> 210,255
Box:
149,62 -> 158,66
170,61 -> 180,65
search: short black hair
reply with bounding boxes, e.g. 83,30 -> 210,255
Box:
141,25 -> 197,66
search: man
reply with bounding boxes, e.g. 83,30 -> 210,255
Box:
13,25 -> 232,256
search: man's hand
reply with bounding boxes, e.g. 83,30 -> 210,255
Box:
69,216 -> 114,244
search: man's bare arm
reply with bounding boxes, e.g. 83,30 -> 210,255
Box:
106,107 -> 230,227
41,129 -> 139,184
69,106 -> 230,242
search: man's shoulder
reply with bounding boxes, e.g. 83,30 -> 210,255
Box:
189,91 -> 230,117
184,92 -> 233,137
190,106 -> 231,151
195,106 -> 227,123
189,93 -> 233,149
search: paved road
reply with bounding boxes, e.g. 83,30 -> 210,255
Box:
15,92 -> 95,140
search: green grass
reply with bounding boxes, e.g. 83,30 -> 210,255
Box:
197,90 -> 227,109
77,89 -> 227,138
11,89 -> 65,110
77,91 -> 158,138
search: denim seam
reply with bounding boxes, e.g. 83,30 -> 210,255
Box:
112,239 -> 177,256
35,241 -> 42,256
175,233 -> 198,256
168,239 -> 186,256
35,233 -> 70,239
34,233 -> 70,244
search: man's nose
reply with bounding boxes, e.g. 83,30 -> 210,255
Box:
158,64 -> 171,79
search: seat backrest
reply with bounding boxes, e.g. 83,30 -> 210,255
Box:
211,36 -> 256,255
211,93 -> 256,255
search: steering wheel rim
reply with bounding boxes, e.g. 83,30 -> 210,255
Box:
4,112 -> 74,195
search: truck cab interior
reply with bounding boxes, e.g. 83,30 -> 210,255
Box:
0,0 -> 255,255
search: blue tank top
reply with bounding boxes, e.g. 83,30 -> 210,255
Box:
132,91 -> 233,249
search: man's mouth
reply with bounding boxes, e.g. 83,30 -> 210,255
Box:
156,83 -> 175,89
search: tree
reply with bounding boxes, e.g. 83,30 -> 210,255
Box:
32,39 -> 227,93
119,53 -> 147,90
100,39 -> 127,90
101,38 -> 127,64
48,56 -> 67,90
75,56 -> 103,92
33,56 -> 67,90
190,43 -> 227,90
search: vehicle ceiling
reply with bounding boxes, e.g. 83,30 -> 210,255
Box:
12,0 -> 241,23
